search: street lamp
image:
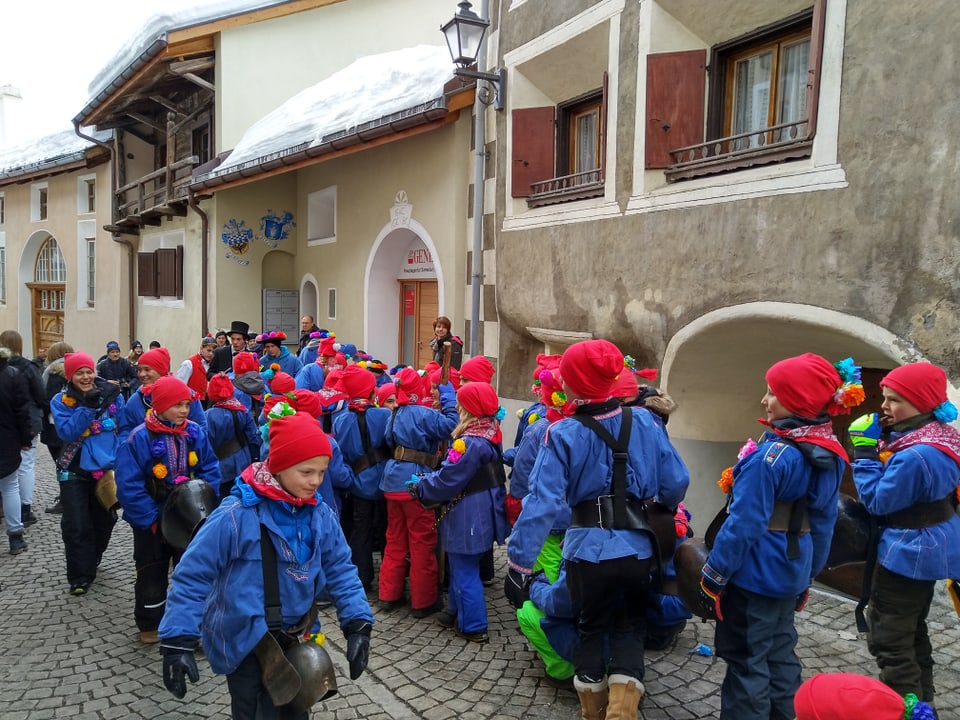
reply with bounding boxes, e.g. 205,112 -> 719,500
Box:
441,1 -> 506,111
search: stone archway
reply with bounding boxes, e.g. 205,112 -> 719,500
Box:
659,302 -> 956,521
18,230 -> 65,357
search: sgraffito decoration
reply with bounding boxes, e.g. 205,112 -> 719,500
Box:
260,210 -> 296,248
221,219 -> 253,266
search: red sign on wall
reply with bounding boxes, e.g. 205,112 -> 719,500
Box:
404,288 -> 416,316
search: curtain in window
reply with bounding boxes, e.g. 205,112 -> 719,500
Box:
778,39 -> 810,131
574,111 -> 598,179
733,51 -> 772,143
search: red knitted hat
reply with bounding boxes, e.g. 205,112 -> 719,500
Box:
560,340 -> 623,399
611,369 -> 640,400
376,382 -> 398,407
533,353 -> 562,381
233,351 -> 259,375
394,367 -> 422,405
339,365 -> 376,400
428,367 -> 461,391
323,368 -> 344,390
267,413 -> 331,475
765,353 -> 841,417
207,373 -> 235,402
270,371 -> 295,395
460,355 -> 495,384
64,352 -> 96,381
457,382 -> 499,417
794,673 -> 911,720
318,336 -> 337,357
292,389 -> 321,418
151,376 -> 191,414
423,361 -> 441,375
880,362 -> 947,414
139,347 -> 171,376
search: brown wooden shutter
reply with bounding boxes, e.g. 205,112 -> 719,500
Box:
645,50 -> 706,169
156,248 -> 178,296
175,244 -> 184,299
511,106 -> 555,198
137,252 -> 158,297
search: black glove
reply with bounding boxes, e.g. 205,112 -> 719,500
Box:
342,619 -> 372,680
160,636 -> 200,699
503,568 -> 531,609
82,388 -> 103,408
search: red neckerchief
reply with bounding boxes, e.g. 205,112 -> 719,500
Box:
240,462 -> 318,506
145,411 -> 190,436
882,422 -> 960,469
758,418 -> 848,462
461,416 -> 502,445
214,398 -> 247,412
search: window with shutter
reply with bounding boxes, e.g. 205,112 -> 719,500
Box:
138,252 -> 158,297
645,51 -> 706,169
156,247 -> 178,297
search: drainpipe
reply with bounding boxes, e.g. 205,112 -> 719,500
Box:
468,0 -> 489,358
74,120 -> 136,344
187,187 -> 210,335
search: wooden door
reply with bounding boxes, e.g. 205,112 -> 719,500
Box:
27,282 -> 65,356
398,280 -> 438,369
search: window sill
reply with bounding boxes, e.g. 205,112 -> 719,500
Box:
307,235 -> 336,247
527,181 -> 605,208
665,140 -> 813,183
626,159 -> 847,215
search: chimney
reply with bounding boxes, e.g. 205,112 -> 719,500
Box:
0,85 -> 24,147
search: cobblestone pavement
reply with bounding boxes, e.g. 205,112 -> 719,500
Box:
2,452 -> 958,719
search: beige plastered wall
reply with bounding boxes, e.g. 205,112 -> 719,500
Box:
207,115 -> 472,367
215,0 -> 461,151
0,162 -> 127,358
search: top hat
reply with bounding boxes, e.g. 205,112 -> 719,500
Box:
228,320 -> 250,337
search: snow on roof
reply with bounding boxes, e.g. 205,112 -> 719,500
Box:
206,44 -> 455,178
0,128 -> 112,178
86,0 -> 286,103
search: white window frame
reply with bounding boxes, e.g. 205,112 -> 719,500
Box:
307,186 -> 337,246
77,174 -> 96,215
31,182 -> 49,222
77,220 -> 96,308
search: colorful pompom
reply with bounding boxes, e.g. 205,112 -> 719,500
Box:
309,632 -> 326,646
153,463 -> 168,480
188,451 -> 199,467
495,406 -> 506,422
551,390 -> 566,407
933,400 -> 959,424
527,413 -> 540,425
717,467 -> 734,494
62,394 -> 77,407
737,438 -> 759,460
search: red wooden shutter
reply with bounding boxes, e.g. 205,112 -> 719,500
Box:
645,50 -> 706,169
137,252 -> 158,297
511,106 -> 555,198
156,248 -> 178,296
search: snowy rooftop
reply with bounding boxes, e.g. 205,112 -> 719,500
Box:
86,0 -> 287,103
0,128 -> 112,179
198,44 -> 457,180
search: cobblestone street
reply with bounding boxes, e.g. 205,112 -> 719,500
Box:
1,451 -> 958,719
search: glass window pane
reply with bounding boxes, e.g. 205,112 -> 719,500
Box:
778,38 -> 810,125
733,51 -> 773,140
574,111 -> 598,175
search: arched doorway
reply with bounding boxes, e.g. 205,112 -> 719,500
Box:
25,234 -> 66,355
363,198 -> 445,368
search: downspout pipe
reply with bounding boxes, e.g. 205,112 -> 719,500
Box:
187,187 -> 210,336
74,120 -> 136,345
468,0 -> 489,358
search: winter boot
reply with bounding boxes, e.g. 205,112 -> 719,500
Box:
605,674 -> 644,720
45,496 -> 63,514
21,504 -> 38,527
574,676 -> 608,720
8,532 -> 28,555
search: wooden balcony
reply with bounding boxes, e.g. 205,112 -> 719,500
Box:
665,119 -> 812,183
527,168 -> 605,208
107,155 -> 198,235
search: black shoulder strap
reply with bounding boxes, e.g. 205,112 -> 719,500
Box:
259,523 -> 284,631
569,408 -> 632,528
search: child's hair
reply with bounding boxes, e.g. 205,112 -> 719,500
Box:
46,341 -> 75,364
433,316 -> 451,332
453,405 -> 479,440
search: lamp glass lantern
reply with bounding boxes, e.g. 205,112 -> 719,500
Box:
441,1 -> 490,68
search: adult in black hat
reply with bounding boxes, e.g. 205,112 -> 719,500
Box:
207,321 -> 250,379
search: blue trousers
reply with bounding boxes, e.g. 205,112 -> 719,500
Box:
447,551 -> 487,633
715,583 -> 800,720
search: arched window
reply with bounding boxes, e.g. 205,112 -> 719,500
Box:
35,235 -> 66,283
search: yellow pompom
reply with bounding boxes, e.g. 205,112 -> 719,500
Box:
153,463 -> 168,480
452,438 -> 467,454
188,451 -> 199,467
516,408 -> 524,419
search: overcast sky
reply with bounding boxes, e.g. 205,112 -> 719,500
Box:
0,0 -> 234,148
